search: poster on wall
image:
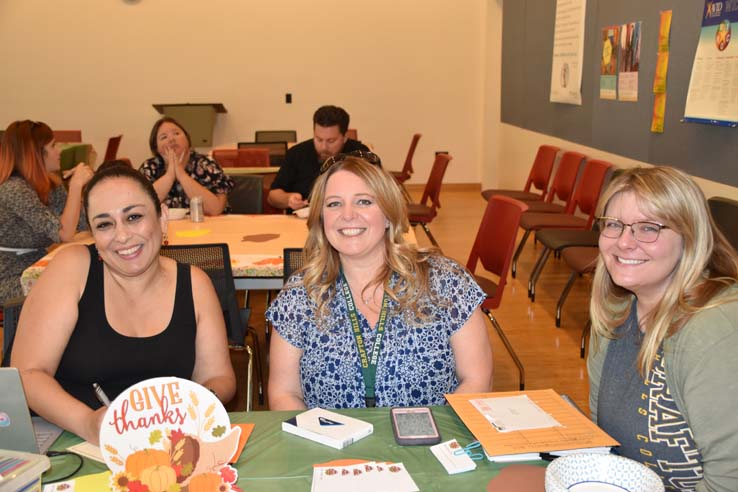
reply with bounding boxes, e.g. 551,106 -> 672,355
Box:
683,0 -> 738,127
549,0 -> 586,105
600,25 -> 621,100
618,21 -> 642,102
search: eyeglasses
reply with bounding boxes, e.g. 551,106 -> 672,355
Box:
320,150 -> 382,174
596,217 -> 669,243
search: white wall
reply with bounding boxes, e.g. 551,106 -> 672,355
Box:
0,0 -> 486,184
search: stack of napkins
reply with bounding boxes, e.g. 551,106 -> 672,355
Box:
312,461 -> 418,492
282,408 -> 373,449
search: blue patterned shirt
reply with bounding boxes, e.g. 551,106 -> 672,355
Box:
266,255 -> 485,408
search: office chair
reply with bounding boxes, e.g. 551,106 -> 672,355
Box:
407,153 -> 452,249
228,175 -> 264,214
466,195 -> 529,390
239,141 -> 288,167
2,297 -> 25,367
390,133 -> 422,184
523,160 -> 613,301
53,130 -> 82,143
481,144 -> 559,202
160,243 -> 262,410
103,135 -> 123,161
708,196 -> 738,252
254,130 -> 297,143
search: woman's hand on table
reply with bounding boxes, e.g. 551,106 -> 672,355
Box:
287,193 -> 309,211
83,406 -> 108,446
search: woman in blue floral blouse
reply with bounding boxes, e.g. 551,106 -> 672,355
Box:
139,117 -> 233,215
267,155 -> 492,410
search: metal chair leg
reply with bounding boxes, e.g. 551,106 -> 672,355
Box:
580,320 -> 591,359
483,308 -> 525,390
528,247 -> 552,302
556,272 -> 578,327
421,223 -> 440,249
511,230 -> 531,279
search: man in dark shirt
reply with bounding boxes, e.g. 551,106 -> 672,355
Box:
267,105 -> 369,211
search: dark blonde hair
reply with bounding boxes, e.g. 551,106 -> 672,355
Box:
590,166 -> 738,374
299,157 -> 438,322
0,120 -> 55,204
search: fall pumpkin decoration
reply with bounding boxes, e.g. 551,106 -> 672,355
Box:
170,430 -> 200,483
125,448 -> 170,477
187,472 -> 222,492
140,465 -> 177,492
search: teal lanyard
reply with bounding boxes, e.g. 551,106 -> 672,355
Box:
339,273 -> 389,407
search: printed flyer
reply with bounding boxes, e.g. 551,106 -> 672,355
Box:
600,25 -> 621,100
684,0 -> 738,126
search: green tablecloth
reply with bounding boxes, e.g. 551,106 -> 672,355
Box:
48,406 -> 546,491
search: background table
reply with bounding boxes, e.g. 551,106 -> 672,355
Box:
21,215 -> 310,294
47,406 -> 545,491
22,214 -> 416,293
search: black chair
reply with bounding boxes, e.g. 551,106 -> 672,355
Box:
160,243 -> 262,409
2,296 -> 25,367
263,248 -> 307,344
228,175 -> 263,214
255,130 -> 297,143
283,248 -> 307,281
708,196 -> 738,252
238,141 -> 288,167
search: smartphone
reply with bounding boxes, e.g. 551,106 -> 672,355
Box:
390,407 -> 441,446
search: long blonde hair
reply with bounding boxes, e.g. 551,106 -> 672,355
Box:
297,157 -> 439,322
590,166 -> 738,375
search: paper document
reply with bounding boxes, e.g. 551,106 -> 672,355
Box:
67,442 -> 104,463
470,395 -> 560,432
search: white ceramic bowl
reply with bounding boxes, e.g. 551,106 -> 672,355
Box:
168,208 -> 188,220
545,454 -> 664,492
294,206 -> 310,219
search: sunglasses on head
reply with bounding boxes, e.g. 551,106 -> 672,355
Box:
320,150 -> 382,174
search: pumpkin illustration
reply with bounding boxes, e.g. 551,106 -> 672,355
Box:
140,465 -> 177,492
187,472 -> 222,492
125,448 -> 170,477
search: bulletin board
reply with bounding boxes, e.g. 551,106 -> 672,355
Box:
501,0 -> 738,186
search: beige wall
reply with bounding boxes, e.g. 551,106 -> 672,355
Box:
0,0 -> 486,184
3,1 -> 736,197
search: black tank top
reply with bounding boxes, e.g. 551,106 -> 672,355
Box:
55,244 -> 197,409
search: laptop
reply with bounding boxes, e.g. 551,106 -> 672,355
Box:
0,367 -> 63,453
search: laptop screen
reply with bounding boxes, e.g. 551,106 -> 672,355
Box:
0,368 -> 62,453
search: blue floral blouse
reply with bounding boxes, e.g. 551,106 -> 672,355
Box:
139,151 -> 234,210
266,255 -> 485,408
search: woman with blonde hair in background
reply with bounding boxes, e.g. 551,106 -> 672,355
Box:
588,166 -> 738,492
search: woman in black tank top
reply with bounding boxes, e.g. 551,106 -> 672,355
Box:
10,163 -> 235,445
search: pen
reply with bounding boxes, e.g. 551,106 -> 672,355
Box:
93,383 -> 111,407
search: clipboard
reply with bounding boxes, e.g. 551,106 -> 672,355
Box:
446,389 -> 619,458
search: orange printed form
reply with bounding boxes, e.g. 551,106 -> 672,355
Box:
445,389 -> 618,459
